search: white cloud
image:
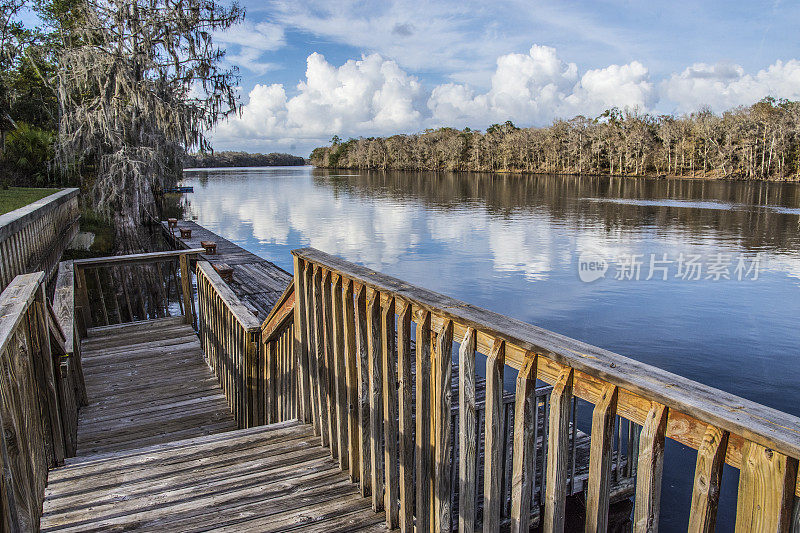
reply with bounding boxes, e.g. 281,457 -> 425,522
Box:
662,60 -> 800,113
215,21 -> 286,74
428,45 -> 654,125
213,52 -> 422,149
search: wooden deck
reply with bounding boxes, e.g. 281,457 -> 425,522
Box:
41,421 -> 386,532
42,317 -> 387,532
75,317 -> 237,455
162,220 -> 292,318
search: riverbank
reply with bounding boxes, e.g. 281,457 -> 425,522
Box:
0,187 -> 61,215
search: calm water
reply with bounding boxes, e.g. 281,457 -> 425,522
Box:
180,166 -> 800,530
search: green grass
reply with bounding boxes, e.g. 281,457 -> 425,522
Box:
0,187 -> 61,215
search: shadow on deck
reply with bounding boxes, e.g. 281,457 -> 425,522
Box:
41,318 -> 384,532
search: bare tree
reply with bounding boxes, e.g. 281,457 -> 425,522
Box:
56,0 -> 243,251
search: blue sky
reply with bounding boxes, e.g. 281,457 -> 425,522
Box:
27,1 -> 800,155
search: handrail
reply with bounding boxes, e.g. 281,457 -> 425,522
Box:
74,249 -> 203,328
0,271 -> 83,530
0,188 -> 80,291
293,247 -> 800,467
260,279 -> 294,343
72,248 -> 205,268
291,246 -> 800,531
196,261 -> 261,428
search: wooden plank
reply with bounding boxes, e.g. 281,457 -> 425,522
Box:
585,383 -> 618,533
367,290 -> 385,512
354,285 -> 371,497
458,327 -> 477,533
381,296 -> 399,527
343,279 -> 360,482
735,441 -> 797,532
304,263 -> 319,433
687,425 -> 728,532
396,302 -> 413,533
312,267 -> 330,447
544,366 -> 573,533
633,402 -> 669,533
322,270 -> 339,459
510,353 -> 538,533
483,338 -> 506,533
434,319 -> 454,533
415,310 -> 433,532
73,248 -> 205,268
333,276 -> 349,471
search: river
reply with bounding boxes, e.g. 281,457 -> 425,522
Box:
180,166 -> 800,530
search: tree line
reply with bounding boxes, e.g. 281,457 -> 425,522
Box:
184,151 -> 306,168
310,99 -> 800,180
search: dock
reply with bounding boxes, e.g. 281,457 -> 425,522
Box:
161,220 -> 291,318
0,211 -> 798,531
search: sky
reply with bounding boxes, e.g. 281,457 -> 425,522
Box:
47,0 -> 800,156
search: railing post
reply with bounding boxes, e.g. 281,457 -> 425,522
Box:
293,256 -> 311,424
179,253 -> 193,326
34,286 -> 66,466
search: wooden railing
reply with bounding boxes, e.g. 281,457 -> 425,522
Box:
259,279 -> 297,426
73,248 -> 203,331
0,188 -> 80,291
196,261 -> 261,428
0,271 -> 86,531
287,247 -> 800,533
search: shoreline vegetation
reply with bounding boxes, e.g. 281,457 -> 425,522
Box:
184,151 -> 306,168
310,98 -> 800,181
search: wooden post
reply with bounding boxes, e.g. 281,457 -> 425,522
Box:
633,402 -> 669,533
483,339 -> 506,533
381,296 -> 399,528
687,425 -> 728,532
434,320 -> 454,533
367,290 -> 384,512
510,353 -> 538,533
735,441 -> 797,532
544,366 -> 574,533
343,279 -> 360,483
397,302 -> 414,533
458,328 -> 477,533
415,310 -> 433,532
304,263 -> 319,432
312,267 -> 330,447
332,275 -> 349,471
34,287 -> 66,466
179,254 -> 193,326
354,285 -> 371,497
585,384 -> 618,533
322,270 -> 338,458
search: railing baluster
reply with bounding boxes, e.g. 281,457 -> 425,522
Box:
397,302 -> 414,532
382,296 -> 399,527
510,353 -> 538,533
585,383 -> 618,533
687,424 -> 728,532
293,256 -> 311,424
633,402 -> 668,533
93,268 -> 109,325
458,327 -> 477,533
343,279 -> 360,481
354,284 -> 371,496
544,366 -> 574,533
312,267 -> 330,447
415,310 -> 433,532
367,290 -> 385,512
322,270 -> 338,458
483,338 -> 506,533
333,275 -> 349,471
735,441 -> 797,532
434,319 -> 453,533
304,263 -> 319,432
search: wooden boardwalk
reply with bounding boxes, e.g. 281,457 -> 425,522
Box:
162,220 -> 291,318
41,317 -> 386,532
75,317 -> 237,455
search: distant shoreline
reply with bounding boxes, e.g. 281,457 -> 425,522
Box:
184,151 -> 306,168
